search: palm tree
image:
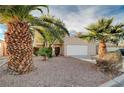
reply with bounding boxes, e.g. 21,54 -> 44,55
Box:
109,23 -> 124,45
32,15 -> 69,47
80,18 -> 121,59
0,5 -> 49,74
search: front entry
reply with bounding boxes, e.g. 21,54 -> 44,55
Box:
55,47 -> 60,56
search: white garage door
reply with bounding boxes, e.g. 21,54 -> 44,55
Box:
67,45 -> 88,56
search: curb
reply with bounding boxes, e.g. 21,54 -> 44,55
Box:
71,56 -> 96,64
99,74 -> 124,87
0,59 -> 7,67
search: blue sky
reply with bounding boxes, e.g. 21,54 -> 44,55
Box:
1,5 -> 124,39
0,24 -> 7,40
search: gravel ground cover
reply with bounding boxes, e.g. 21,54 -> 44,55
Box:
0,56 -> 110,87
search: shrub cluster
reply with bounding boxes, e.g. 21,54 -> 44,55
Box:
37,47 -> 52,58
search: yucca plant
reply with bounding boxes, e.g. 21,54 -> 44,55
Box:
0,5 -> 49,74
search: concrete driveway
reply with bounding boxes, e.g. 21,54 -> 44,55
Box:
0,56 -> 109,87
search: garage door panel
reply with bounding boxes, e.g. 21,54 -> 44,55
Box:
67,45 -> 88,56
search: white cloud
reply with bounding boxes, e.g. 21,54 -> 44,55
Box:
49,6 -> 101,33
64,7 -> 99,32
49,6 -> 124,34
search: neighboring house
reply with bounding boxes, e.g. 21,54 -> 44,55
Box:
95,42 -> 124,55
106,43 -> 124,52
0,39 -> 7,57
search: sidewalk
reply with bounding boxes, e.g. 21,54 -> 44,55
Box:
0,58 -> 7,67
100,74 -> 124,87
71,55 -> 96,64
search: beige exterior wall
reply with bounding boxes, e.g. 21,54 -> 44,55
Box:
64,37 -> 96,56
61,45 -> 64,56
0,41 -> 4,57
33,36 -> 97,56
3,42 -> 7,56
0,41 -> 7,57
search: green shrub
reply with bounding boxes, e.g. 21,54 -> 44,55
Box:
48,47 -> 52,58
37,47 -> 52,58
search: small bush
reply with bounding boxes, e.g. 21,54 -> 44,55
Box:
96,50 -> 123,77
37,47 -> 52,58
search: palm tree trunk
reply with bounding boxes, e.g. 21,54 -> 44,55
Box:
98,40 -> 107,59
5,21 -> 33,74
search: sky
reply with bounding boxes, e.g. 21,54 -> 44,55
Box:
0,24 -> 7,40
1,5 -> 124,39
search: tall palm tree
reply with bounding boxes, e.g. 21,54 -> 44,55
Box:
0,5 -> 49,74
32,15 -> 69,47
80,18 -> 121,58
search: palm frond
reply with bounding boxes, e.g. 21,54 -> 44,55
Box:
81,17 -> 124,44
32,15 -> 69,45
0,5 -> 49,23
40,15 -> 69,36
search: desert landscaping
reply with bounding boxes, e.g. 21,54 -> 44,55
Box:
0,5 -> 124,87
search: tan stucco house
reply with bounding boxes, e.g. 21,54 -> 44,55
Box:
63,37 -> 96,57
34,36 -> 97,57
33,39 -> 64,56
0,40 -> 7,57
